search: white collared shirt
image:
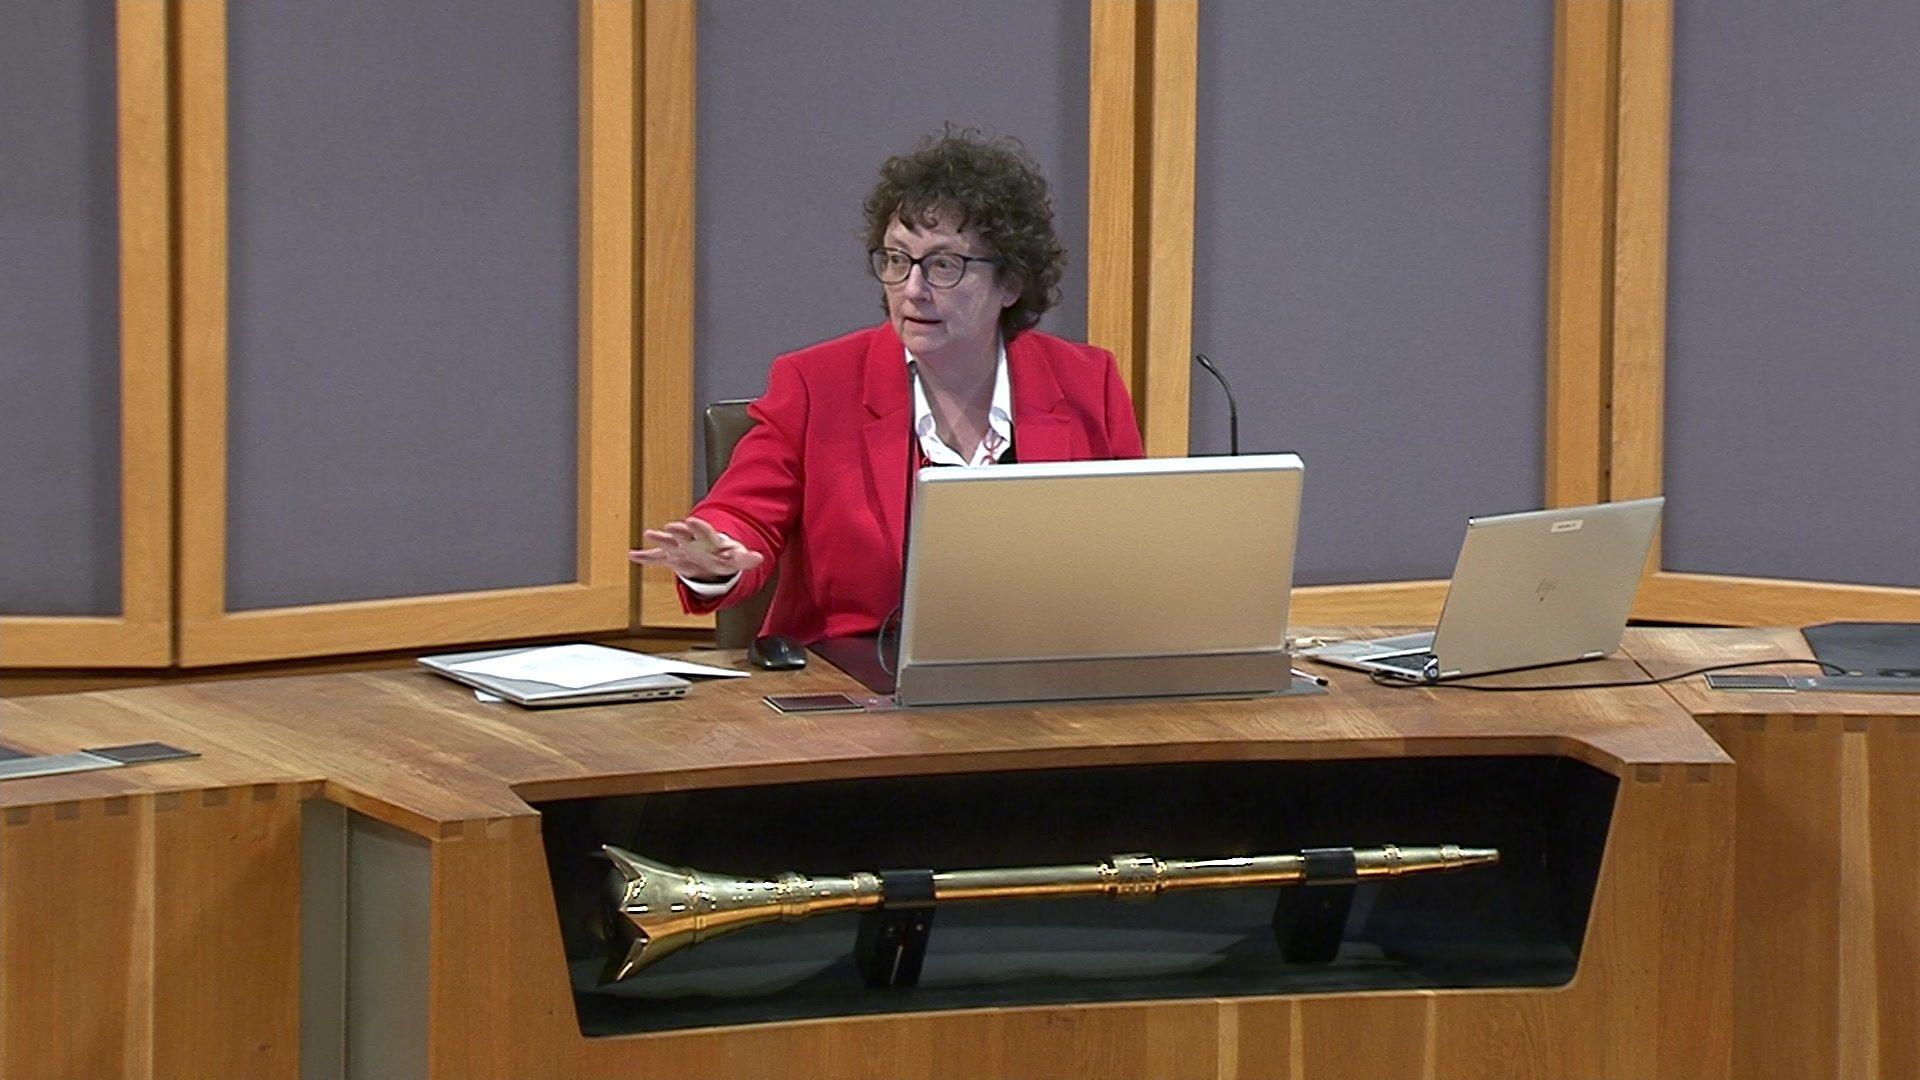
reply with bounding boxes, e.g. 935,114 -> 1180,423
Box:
682,341 -> 1015,597
909,339 -> 1014,467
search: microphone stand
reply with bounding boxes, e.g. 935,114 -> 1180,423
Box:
1193,353 -> 1240,456
1193,353 -> 1321,687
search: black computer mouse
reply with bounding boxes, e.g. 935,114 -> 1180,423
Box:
749,634 -> 807,671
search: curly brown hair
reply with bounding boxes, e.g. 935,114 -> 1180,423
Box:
862,128 -> 1065,337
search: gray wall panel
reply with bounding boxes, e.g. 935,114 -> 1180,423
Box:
1665,4 -> 1920,587
693,0 -> 1089,489
1192,2 -> 1550,584
225,1 -> 577,610
0,1 -> 121,616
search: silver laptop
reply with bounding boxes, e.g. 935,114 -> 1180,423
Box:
419,646 -> 690,708
894,454 -> 1305,707
1301,497 -> 1664,682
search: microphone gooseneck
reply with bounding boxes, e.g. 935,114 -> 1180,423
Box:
1193,353 -> 1240,456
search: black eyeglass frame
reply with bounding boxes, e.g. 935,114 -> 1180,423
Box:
868,247 -> 1001,289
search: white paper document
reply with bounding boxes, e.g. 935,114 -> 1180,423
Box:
446,643 -> 747,689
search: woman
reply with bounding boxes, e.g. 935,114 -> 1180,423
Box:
631,131 -> 1144,644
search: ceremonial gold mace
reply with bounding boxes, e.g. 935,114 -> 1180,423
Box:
599,843 -> 1499,982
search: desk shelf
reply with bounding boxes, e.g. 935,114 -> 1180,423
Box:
537,755 -> 1615,1035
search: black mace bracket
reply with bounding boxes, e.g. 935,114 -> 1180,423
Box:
855,868 -> 937,988
1271,847 -> 1360,963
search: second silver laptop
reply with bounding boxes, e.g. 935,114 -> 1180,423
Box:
1301,497 -> 1664,682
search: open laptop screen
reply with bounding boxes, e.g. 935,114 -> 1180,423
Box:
896,454 -> 1304,705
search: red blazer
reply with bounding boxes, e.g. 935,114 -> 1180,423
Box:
680,323 -> 1146,643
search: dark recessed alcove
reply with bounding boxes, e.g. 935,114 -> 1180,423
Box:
532,754 -> 1616,1035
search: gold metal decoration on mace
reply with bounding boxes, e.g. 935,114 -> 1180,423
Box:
599,843 -> 1499,982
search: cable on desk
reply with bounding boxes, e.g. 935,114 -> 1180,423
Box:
1364,657 -> 1848,693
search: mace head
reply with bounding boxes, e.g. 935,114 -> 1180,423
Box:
597,845 -> 711,983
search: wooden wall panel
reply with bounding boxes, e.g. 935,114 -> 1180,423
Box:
174,0 -> 631,666
1,0 -> 172,668
1186,1 -> 1568,624
1614,0 -> 1920,624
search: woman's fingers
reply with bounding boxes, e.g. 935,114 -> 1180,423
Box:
631,518 -> 760,577
660,521 -> 705,549
717,546 -> 765,570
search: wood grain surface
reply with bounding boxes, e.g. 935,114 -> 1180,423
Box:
1628,627 -> 1920,1080
0,628 -> 1746,1079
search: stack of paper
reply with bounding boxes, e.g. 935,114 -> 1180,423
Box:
446,643 -> 747,689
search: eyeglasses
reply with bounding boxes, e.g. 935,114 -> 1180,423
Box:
868,247 -> 999,289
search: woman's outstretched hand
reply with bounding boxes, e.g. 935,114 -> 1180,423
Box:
629,516 -> 764,583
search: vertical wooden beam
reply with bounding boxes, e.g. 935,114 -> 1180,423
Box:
1867,719 -> 1920,1080
1544,0 -> 1618,508
580,0 -> 636,602
1086,0 -> 1141,396
1140,0 -> 1198,457
1838,728 -> 1880,1080
117,0 -> 175,662
636,0 -> 705,629
1612,0 -> 1675,613
1610,2 -> 1672,510
174,0 -> 230,641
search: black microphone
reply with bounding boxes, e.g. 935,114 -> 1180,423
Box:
1193,353 -> 1240,456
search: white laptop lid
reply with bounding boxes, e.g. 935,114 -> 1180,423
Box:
1427,496 -> 1664,677
419,647 -> 690,707
899,454 -> 1303,667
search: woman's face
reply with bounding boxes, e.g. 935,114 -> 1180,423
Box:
880,213 -> 1019,365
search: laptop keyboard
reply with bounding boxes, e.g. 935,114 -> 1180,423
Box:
1370,651 -> 1439,677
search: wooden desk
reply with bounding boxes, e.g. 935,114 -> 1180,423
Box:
1,636 -> 1734,1079
1629,628 -> 1920,1080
